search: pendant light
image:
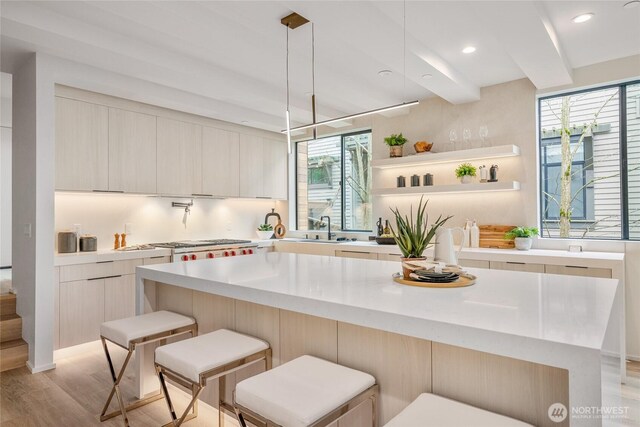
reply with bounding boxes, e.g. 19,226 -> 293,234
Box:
281,6 -> 417,138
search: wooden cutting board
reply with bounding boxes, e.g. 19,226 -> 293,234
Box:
479,225 -> 515,249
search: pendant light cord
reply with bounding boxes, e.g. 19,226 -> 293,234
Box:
286,24 -> 290,112
403,0 -> 406,104
312,23 -> 315,97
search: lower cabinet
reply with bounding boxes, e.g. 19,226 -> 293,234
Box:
335,250 -> 378,260
59,279 -> 105,348
459,259 -> 490,269
104,275 -> 136,322
544,264 -> 612,279
490,261 -> 545,273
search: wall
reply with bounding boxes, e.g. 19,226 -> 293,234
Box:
55,194 -> 285,250
1,72 -> 11,267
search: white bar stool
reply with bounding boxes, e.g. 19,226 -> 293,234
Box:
233,355 -> 379,427
384,393 -> 533,427
99,310 -> 197,426
154,328 -> 271,427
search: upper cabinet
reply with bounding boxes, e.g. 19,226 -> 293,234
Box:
264,138 -> 287,200
54,92 -> 287,200
239,135 -> 288,199
202,127 -> 240,197
55,97 -> 109,191
156,117 -> 202,196
239,134 -> 264,198
108,108 -> 157,194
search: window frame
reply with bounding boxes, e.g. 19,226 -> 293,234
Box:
295,129 -> 373,232
537,79 -> 640,241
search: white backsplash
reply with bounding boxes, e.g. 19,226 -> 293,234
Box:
55,193 -> 288,250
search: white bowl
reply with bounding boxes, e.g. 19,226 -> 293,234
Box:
256,230 -> 274,240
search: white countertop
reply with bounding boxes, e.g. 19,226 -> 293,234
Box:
137,252 -> 618,353
275,239 -> 625,267
54,247 -> 172,266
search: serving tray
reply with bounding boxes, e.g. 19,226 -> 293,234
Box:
393,273 -> 476,288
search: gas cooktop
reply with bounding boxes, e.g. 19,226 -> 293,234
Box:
151,239 -> 252,249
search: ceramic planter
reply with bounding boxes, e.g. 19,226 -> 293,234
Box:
401,256 -> 427,280
389,145 -> 403,158
460,175 -> 473,184
256,230 -> 274,240
514,237 -> 533,251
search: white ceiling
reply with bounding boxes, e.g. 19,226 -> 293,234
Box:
1,1 -> 639,132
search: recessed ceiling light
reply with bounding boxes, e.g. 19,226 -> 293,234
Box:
572,13 -> 594,23
422,73 -> 433,79
378,69 -> 392,77
624,0 -> 640,9
241,120 -> 249,124
462,46 -> 476,54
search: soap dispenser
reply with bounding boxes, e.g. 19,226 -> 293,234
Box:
470,221 -> 480,248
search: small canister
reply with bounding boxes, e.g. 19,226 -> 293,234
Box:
423,173 -> 434,186
79,235 -> 98,252
57,231 -> 77,253
397,176 -> 406,187
411,174 -> 420,187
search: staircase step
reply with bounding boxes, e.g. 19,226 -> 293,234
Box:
0,313 -> 22,342
0,293 -> 16,316
0,338 -> 28,372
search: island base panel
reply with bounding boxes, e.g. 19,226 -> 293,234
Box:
136,281 -> 569,426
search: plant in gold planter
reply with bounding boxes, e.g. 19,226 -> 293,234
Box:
390,197 -> 452,279
384,133 -> 408,158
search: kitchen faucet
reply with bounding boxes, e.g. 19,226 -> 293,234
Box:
320,215 -> 335,241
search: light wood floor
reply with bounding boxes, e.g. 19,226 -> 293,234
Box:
1,343 -> 639,426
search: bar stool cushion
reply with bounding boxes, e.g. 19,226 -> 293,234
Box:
100,310 -> 195,348
384,393 -> 532,427
155,329 -> 269,383
235,355 -> 375,427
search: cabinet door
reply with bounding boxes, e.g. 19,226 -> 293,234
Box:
544,264 -> 612,278
335,250 -> 378,260
202,127 -> 240,197
459,259 -> 490,269
490,261 -> 545,273
104,275 -> 136,322
144,256 -> 171,265
378,253 -> 403,262
263,138 -> 288,199
109,108 -> 157,193
55,97 -> 109,191
59,279 -> 105,348
156,117 -> 202,195
239,134 -> 264,197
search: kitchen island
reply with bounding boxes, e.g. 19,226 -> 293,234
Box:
134,252 -> 622,427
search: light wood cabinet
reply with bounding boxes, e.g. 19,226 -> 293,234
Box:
490,261 -> 545,273
202,127 -> 240,197
108,108 -> 157,193
59,279 -> 105,348
335,250 -> 378,260
104,275 -> 136,322
378,253 -> 403,262
156,117 -> 202,195
143,256 -> 171,265
459,259 -> 490,269
544,264 -> 612,279
263,138 -> 287,199
239,134 -> 264,198
55,97 -> 109,191
59,258 -> 141,282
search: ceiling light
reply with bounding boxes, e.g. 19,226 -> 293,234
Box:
572,13 -> 594,23
241,120 -> 249,124
462,46 -> 476,54
422,73 -> 433,79
378,70 -> 393,77
624,1 -> 640,9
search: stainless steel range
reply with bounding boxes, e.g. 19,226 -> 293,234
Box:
151,239 -> 258,262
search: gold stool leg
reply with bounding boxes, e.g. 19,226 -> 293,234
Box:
100,337 -> 133,426
219,375 -> 226,427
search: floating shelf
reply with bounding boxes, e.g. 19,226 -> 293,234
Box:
372,181 -> 520,196
371,145 -> 520,169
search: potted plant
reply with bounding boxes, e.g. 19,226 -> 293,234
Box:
455,163 -> 477,184
384,133 -> 408,158
505,226 -> 539,251
256,224 -> 274,240
390,196 -> 452,279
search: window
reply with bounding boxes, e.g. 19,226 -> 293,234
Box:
538,81 -> 640,240
296,131 -> 372,232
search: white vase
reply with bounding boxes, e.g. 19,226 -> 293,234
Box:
514,237 -> 533,251
460,175 -> 473,184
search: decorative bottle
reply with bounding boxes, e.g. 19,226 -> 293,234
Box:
470,221 -> 480,248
